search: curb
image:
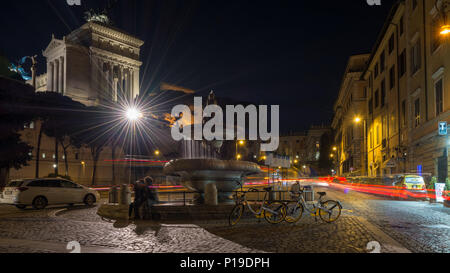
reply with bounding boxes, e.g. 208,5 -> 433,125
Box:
357,217 -> 411,253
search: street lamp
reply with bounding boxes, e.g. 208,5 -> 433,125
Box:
125,108 -> 143,121
441,25 -> 450,35
354,117 -> 362,124
154,150 -> 160,156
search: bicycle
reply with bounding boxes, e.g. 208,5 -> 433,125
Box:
285,188 -> 342,224
229,187 -> 287,226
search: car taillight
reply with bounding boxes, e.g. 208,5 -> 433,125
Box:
18,187 -> 28,192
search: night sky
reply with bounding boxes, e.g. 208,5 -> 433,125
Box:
0,0 -> 394,132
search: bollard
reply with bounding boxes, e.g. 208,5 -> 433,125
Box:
204,183 -> 218,206
120,184 -> 131,205
268,187 -> 276,201
109,186 -> 119,204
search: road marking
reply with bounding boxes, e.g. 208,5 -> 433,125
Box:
357,217 -> 411,253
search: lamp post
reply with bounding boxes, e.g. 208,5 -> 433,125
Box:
437,0 -> 450,36
125,107 -> 143,184
354,116 -> 368,176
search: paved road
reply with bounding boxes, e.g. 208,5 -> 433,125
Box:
0,185 -> 448,253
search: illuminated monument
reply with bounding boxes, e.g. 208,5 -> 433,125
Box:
15,12 -> 144,184
32,12 -> 144,106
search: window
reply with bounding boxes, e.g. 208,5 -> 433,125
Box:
402,100 -> 406,126
24,122 -> 35,129
411,40 -> 421,74
400,16 -> 404,35
435,79 -> 444,116
389,65 -> 395,90
369,98 -> 374,115
42,153 -> 46,159
60,180 -> 78,188
412,0 -> 417,10
389,34 -> 395,54
398,50 -> 406,78
391,111 -> 397,133
374,63 -> 379,78
376,125 -> 380,145
381,80 -> 386,107
414,98 -> 420,127
375,90 -> 379,108
380,51 -> 385,73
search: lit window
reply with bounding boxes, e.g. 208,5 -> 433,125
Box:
42,153 -> 46,159
414,98 -> 421,127
411,40 -> 421,74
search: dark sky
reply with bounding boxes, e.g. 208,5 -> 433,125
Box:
0,0 -> 394,132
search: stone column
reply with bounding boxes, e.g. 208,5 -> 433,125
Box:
47,62 -> 53,91
119,66 -> 124,99
133,68 -> 140,99
53,59 -> 59,92
59,57 -> 64,94
111,64 -> 117,102
124,72 -> 129,101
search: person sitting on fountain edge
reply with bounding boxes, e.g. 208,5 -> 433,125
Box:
129,179 -> 147,220
143,176 -> 158,219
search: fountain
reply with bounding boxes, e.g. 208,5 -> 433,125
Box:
164,157 -> 261,204
163,91 -> 262,204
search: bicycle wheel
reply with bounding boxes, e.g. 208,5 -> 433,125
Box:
319,200 -> 342,223
229,205 -> 244,226
285,202 -> 304,223
264,202 -> 286,224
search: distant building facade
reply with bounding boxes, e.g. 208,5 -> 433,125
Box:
332,54 -> 369,176
277,125 -> 331,174
333,0 -> 450,181
11,20 -> 145,185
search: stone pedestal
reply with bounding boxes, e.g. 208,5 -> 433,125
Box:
120,184 -> 131,205
204,183 -> 218,206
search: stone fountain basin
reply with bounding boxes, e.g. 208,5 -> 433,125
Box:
163,159 -> 262,194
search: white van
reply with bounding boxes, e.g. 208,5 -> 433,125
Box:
0,178 -> 100,210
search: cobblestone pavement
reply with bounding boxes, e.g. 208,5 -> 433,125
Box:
0,185 -> 448,253
318,186 -> 450,253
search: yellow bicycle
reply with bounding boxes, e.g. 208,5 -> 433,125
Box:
229,188 -> 286,226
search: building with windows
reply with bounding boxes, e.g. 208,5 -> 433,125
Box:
333,0 -> 450,181
9,18 -> 146,185
277,125 -> 331,174
332,54 -> 369,176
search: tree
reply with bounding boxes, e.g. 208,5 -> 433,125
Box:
0,77 -> 36,188
71,106 -> 112,185
33,92 -> 85,178
38,93 -> 85,176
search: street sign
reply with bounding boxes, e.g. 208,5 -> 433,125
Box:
435,183 -> 446,203
438,122 -> 448,136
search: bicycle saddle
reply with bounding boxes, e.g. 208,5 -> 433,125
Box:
317,192 -> 327,196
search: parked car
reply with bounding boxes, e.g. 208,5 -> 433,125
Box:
0,178 -> 100,210
392,175 -> 428,200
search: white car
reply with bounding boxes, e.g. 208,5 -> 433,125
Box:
0,178 -> 100,210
